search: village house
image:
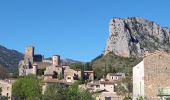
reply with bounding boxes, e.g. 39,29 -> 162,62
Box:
106,73 -> 125,81
79,78 -> 123,100
84,71 -> 94,81
44,55 -> 64,79
133,51 -> 170,100
0,79 -> 16,100
87,79 -> 115,92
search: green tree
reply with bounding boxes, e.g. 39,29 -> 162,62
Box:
12,75 -> 42,100
43,82 -> 94,100
37,69 -> 45,76
43,84 -> 66,100
70,63 -> 83,70
65,82 -> 94,100
0,96 -> 8,100
94,67 -> 105,80
84,62 -> 92,70
116,77 -> 133,99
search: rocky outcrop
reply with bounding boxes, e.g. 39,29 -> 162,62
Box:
104,17 -> 170,57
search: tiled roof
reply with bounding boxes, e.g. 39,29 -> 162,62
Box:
43,79 -> 71,85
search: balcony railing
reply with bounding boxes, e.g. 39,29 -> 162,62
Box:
157,87 -> 170,96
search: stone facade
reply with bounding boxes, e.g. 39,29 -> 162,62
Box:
64,68 -> 81,83
84,71 -> 94,81
133,51 -> 170,100
95,92 -> 123,100
106,73 -> 125,81
24,46 -> 34,63
0,79 -> 15,100
19,46 -> 49,76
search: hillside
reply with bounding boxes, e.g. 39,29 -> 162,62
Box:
0,45 -> 23,72
92,17 -> 170,78
91,52 -> 142,79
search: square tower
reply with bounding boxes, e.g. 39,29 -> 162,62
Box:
24,46 -> 34,63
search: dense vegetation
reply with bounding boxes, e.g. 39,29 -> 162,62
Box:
91,52 -> 142,79
12,75 -> 94,100
0,65 -> 10,79
0,45 -> 23,72
12,75 -> 42,100
43,83 -> 94,100
69,62 -> 92,71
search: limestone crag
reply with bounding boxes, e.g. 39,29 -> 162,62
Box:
104,17 -> 170,57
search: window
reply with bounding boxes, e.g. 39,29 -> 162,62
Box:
104,84 -> 105,87
7,87 -> 9,90
96,85 -> 100,88
7,93 -> 8,97
105,97 -> 111,100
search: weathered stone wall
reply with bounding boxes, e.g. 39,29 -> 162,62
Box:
144,52 -> 170,99
24,46 -> 34,63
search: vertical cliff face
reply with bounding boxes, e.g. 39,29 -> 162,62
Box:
104,17 -> 170,57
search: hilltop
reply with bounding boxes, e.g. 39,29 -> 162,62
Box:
104,17 -> 170,57
92,17 -> 170,77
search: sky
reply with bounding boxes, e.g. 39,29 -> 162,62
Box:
0,0 -> 170,62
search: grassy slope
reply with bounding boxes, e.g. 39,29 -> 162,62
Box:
91,52 -> 142,77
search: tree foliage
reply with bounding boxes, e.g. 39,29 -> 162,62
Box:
12,75 -> 42,100
94,67 -> 105,79
0,65 -> 9,79
116,77 -> 132,99
92,52 -> 142,77
43,83 -> 94,100
43,84 -> 66,100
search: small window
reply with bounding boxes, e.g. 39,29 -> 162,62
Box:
7,93 -> 8,97
7,87 -> 9,90
104,84 -> 105,87
96,85 -> 100,88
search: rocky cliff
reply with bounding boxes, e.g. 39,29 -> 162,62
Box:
104,17 -> 170,57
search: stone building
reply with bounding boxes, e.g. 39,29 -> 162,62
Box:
79,78 -> 122,100
0,79 -> 16,100
133,51 -> 170,100
84,71 -> 94,81
106,73 -> 125,81
87,79 -> 115,93
63,68 -> 81,83
44,55 -> 64,80
19,46 -> 51,76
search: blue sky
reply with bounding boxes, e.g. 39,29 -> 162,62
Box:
0,0 -> 170,62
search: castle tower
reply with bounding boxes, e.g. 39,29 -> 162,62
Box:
52,55 -> 60,66
24,46 -> 34,63
32,63 -> 38,75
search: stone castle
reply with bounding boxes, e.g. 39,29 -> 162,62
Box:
19,46 -> 94,83
19,46 -> 46,76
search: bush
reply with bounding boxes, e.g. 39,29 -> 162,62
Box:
12,75 -> 42,100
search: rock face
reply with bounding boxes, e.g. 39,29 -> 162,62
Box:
104,17 -> 170,57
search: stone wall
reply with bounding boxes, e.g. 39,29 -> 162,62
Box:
144,52 -> 170,99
